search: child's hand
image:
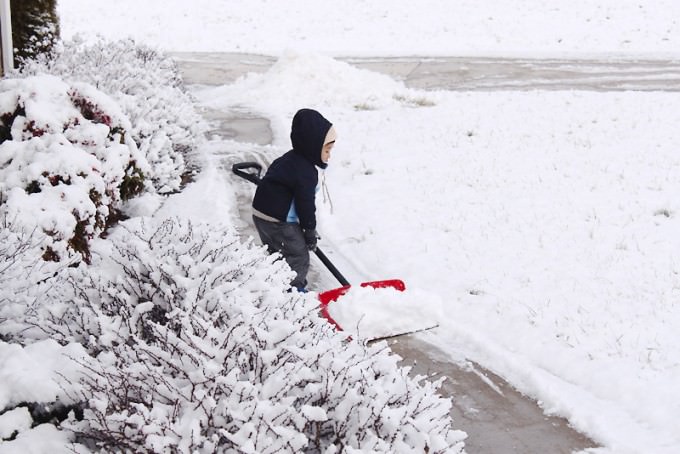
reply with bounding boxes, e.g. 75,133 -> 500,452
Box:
303,229 -> 319,251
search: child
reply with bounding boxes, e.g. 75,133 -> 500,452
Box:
252,108 -> 336,291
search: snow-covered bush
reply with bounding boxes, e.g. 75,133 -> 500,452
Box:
0,218 -> 88,448
0,75 -> 150,263
0,219 -> 59,341
19,37 -> 206,193
33,217 -> 464,453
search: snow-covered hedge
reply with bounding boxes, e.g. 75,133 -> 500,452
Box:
19,37 -> 206,194
0,75 -> 149,263
0,219 -> 87,450
18,217 -> 464,453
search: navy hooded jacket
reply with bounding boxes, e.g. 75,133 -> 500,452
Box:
252,109 -> 332,231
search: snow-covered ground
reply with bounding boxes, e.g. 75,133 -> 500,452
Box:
50,1 -> 680,453
58,0 -> 680,57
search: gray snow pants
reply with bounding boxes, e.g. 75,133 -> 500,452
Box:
252,215 -> 310,290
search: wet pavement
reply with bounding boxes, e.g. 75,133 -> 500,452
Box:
387,334 -> 595,453
346,55 -> 680,91
173,51 -> 680,92
200,106 -> 272,145
169,52 -> 662,453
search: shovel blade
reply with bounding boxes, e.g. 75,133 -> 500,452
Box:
318,279 -> 406,331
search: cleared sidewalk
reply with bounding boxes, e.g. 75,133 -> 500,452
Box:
174,51 -> 680,91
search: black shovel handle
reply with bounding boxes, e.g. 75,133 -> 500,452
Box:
232,161 -> 263,185
231,161 -> 351,287
313,248 -> 350,287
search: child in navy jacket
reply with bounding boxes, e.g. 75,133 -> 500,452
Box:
252,109 -> 336,291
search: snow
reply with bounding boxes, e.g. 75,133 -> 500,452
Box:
0,407 -> 31,440
325,286 -> 440,340
0,340 -> 86,410
191,51 -> 680,449
204,60 -> 680,452
57,0 -> 680,57
0,0 -> 678,452
0,423 -> 75,454
0,340 -> 86,452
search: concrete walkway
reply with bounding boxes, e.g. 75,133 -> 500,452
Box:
170,52 -> 637,453
173,51 -> 680,91
388,335 -> 594,453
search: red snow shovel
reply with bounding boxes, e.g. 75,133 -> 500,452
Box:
232,161 -> 406,330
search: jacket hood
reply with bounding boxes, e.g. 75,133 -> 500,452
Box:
290,108 -> 332,169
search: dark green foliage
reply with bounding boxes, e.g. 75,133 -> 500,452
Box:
10,0 -> 60,67
41,245 -> 59,262
68,218 -> 91,264
0,105 -> 26,144
88,189 -> 103,225
120,163 -> 145,201
25,180 -> 41,194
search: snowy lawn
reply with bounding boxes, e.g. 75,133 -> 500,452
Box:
58,0 -> 680,56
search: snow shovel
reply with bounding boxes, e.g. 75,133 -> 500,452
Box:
231,161 -> 406,330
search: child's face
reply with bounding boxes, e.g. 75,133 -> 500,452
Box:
321,141 -> 335,163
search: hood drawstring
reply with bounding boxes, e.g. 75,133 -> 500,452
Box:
320,170 -> 333,214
